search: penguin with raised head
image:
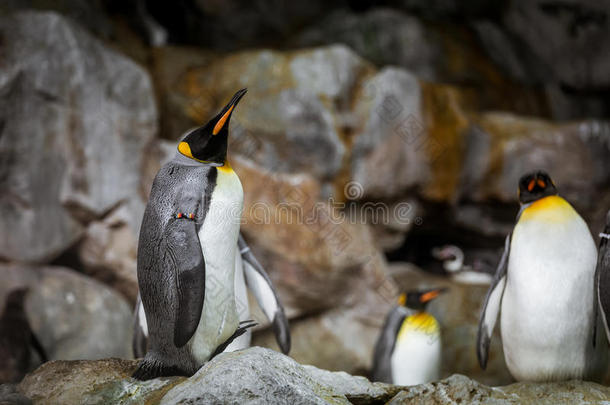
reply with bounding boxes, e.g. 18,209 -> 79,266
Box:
133,233 -> 291,358
595,210 -> 610,343
133,89 -> 265,380
477,171 -> 608,382
371,288 -> 446,385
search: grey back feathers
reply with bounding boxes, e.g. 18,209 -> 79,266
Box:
133,158 -> 217,378
371,306 -> 409,383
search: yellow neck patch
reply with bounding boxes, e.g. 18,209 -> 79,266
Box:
217,160 -> 234,174
397,312 -> 439,341
519,195 -> 577,223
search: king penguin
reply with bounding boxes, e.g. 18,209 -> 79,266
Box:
595,210 -> 610,344
477,170 -> 608,382
371,288 -> 446,386
132,89 -> 278,380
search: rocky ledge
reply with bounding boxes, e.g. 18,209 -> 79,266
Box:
3,347 -> 608,405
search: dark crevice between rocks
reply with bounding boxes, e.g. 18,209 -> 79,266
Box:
385,199 -> 512,275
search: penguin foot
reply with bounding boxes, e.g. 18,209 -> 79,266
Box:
209,320 -> 258,359
175,212 -> 196,220
132,356 -> 191,380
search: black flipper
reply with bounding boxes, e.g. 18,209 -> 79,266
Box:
165,216 -> 206,348
271,311 -> 291,355
476,233 -> 511,370
595,218 -> 610,345
239,234 -> 291,354
371,306 -> 408,383
209,320 -> 258,359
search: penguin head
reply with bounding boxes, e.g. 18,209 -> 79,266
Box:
177,88 -> 247,165
398,288 -> 447,311
518,171 -> 558,204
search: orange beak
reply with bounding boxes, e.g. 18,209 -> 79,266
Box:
420,289 -> 443,303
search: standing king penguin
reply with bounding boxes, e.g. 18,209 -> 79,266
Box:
595,210 -> 610,343
477,171 -> 608,382
133,89 -> 289,379
372,288 -> 446,385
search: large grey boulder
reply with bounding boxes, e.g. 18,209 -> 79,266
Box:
0,264 -> 133,363
0,11 -> 157,263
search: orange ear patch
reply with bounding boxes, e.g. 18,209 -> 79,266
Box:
397,293 -> 406,306
213,105 -> 235,135
527,179 -> 535,192
537,179 -> 546,188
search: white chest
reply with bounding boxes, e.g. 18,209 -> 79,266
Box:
189,167 -> 244,363
391,330 -> 442,386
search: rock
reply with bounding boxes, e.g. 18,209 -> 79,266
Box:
463,113 -> 610,223
152,0 -> 337,51
18,358 -> 183,405
16,348 -> 610,404
0,11 -> 157,263
77,205 -> 139,303
388,375 -> 610,404
503,0 -> 610,91
475,1 -> 610,119
294,8 -> 439,80
234,156 -> 392,317
149,46 -> 215,140
351,67 -> 429,199
0,383 -> 31,405
253,288 -> 396,376
388,263 -> 514,386
158,44 -> 374,184
0,264 -> 133,362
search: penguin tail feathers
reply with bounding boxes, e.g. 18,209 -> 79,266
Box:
209,320 -> 258,359
132,356 -> 190,380
272,310 -> 291,354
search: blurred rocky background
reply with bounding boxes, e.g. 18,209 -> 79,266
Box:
1,0 -> 609,394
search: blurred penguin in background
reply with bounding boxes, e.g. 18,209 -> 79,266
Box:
478,171 -> 608,382
371,288 -> 446,385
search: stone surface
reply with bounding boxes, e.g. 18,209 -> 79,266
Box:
158,45 -> 374,185
463,113 -> 610,224
234,155 -> 391,317
77,205 -> 139,303
18,358 -> 183,405
0,11 -> 157,263
16,348 -> 610,405
253,289 -> 396,376
0,264 -> 133,362
351,67 -> 429,200
295,8 -> 439,80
